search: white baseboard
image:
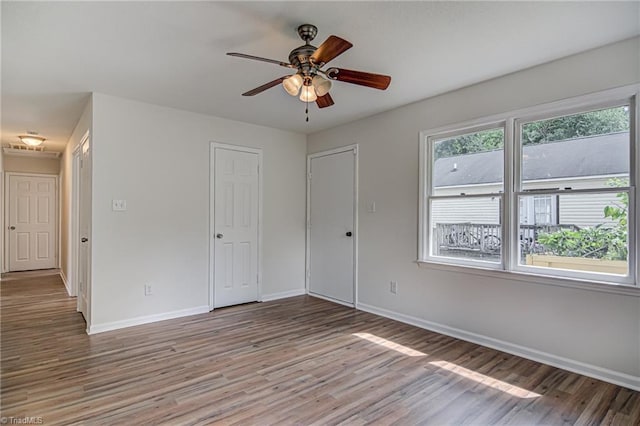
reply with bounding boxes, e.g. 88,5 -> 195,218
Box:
356,302 -> 640,392
88,305 -> 210,335
308,292 -> 355,308
59,270 -> 72,296
261,288 -> 306,302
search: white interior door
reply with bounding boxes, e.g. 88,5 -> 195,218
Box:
77,139 -> 91,319
308,147 -> 356,305
7,174 -> 57,271
213,146 -> 260,308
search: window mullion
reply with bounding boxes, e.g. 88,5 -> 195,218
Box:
505,117 -> 517,272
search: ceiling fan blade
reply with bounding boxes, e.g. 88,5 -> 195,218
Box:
242,76 -> 288,96
325,67 -> 391,90
227,52 -> 294,69
310,36 -> 353,66
316,93 -> 335,109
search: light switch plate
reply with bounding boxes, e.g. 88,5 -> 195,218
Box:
112,199 -> 127,211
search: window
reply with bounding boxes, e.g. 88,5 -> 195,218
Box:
427,125 -> 505,267
520,195 -> 557,225
516,105 -> 631,279
420,88 -> 637,287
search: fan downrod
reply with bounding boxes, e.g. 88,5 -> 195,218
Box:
297,24 -> 318,43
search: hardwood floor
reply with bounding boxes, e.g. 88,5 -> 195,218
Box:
1,272 -> 639,425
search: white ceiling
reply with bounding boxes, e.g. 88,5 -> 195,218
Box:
2,1 -> 639,152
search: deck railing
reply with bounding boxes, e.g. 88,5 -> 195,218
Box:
434,223 -> 579,258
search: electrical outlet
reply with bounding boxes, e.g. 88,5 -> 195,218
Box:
144,284 -> 153,296
390,281 -> 397,295
112,199 -> 127,211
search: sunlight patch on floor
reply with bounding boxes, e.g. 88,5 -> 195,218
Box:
353,332 -> 427,357
429,360 -> 541,399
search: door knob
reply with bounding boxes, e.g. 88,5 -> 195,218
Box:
9,226 -> 15,230
81,237 -> 88,243
346,231 -> 353,237
216,233 -> 224,239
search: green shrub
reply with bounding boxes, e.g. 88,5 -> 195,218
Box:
537,178 -> 628,261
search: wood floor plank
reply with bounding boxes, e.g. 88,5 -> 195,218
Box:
1,270 -> 639,425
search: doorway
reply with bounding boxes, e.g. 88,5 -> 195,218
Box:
5,173 -> 58,272
210,143 -> 262,309
74,134 -> 91,322
307,145 -> 358,306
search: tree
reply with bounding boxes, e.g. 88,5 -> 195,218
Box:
435,107 -> 629,159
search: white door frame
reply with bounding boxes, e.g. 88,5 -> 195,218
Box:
3,172 -> 59,272
209,142 -> 263,311
69,131 -> 89,298
306,144 -> 359,307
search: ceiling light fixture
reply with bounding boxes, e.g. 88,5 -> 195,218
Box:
18,132 -> 46,147
283,74 -> 303,96
311,74 -> 331,97
299,84 -> 317,103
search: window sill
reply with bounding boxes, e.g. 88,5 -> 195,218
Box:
416,260 -> 640,297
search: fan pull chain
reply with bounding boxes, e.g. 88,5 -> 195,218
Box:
305,99 -> 309,122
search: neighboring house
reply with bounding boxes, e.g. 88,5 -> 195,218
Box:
432,132 -> 629,228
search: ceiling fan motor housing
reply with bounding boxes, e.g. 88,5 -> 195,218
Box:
297,24 -> 318,43
289,45 -> 317,75
289,24 -> 321,77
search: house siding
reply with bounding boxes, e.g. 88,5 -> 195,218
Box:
432,175 -> 625,228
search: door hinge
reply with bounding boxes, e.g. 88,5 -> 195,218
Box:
307,172 -> 312,181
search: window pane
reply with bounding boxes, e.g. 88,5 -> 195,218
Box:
521,106 -> 629,191
519,191 -> 629,276
430,197 -> 501,263
433,128 -> 504,196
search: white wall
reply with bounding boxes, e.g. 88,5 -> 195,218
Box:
89,93 -> 306,328
60,96 -> 92,294
308,37 -> 640,386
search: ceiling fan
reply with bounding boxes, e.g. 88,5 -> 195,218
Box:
227,24 -> 391,117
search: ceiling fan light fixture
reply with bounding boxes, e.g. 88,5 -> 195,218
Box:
312,75 -> 331,97
299,85 -> 317,102
283,74 -> 303,96
18,133 -> 46,147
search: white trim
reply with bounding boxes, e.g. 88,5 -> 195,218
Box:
306,144 -> 359,306
68,134 -> 86,298
416,259 -> 640,297
261,288 -> 306,302
422,84 -> 639,138
357,302 -> 640,391
87,306 -> 210,335
77,135 -> 92,328
59,270 -> 72,296
4,172 -> 59,273
419,85 -> 639,287
308,292 -> 355,308
422,121 -> 506,268
209,142 -> 263,310
2,147 -> 61,159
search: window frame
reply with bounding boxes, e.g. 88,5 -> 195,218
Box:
418,85 -> 639,289
423,121 -> 507,270
512,99 -> 635,285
